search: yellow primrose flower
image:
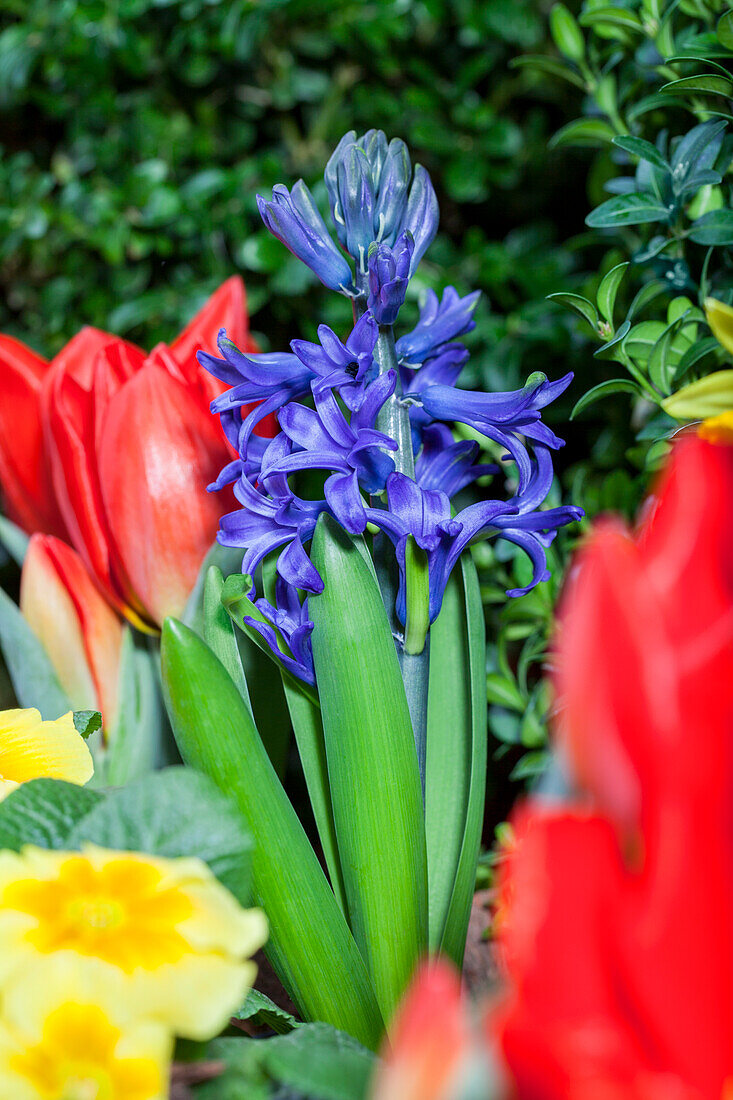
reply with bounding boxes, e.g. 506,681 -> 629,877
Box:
699,409 -> 733,445
0,708 -> 93,800
0,955 -> 171,1100
0,844 -> 268,1040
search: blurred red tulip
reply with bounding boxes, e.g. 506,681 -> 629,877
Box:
0,335 -> 67,537
0,277 -> 261,629
370,960 -> 498,1100
20,534 -> 123,730
494,435 -> 733,1099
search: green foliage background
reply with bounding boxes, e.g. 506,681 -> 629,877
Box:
3,0 -> 733,812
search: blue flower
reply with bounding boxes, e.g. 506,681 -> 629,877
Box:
201,331 -> 314,454
395,287 -> 481,364
413,371 -> 574,490
244,578 -> 316,685
256,181 -> 355,293
401,343 -> 469,448
290,312 -> 378,409
262,373 -> 398,534
415,424 -> 497,497
324,129 -> 438,274
367,232 -> 414,325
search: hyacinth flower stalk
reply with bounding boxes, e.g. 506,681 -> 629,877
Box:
161,129 -> 581,1049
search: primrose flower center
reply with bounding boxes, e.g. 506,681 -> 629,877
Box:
67,897 -> 125,932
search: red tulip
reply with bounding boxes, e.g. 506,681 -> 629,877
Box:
0,277 -> 261,629
0,335 -> 67,537
370,960 -> 495,1100
493,435 -> 733,1099
20,534 -> 123,730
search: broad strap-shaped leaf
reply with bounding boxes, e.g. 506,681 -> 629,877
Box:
309,516 -> 428,1023
282,676 -> 347,914
161,618 -> 383,1049
203,566 -> 253,714
425,555 -> 487,964
103,627 -> 167,785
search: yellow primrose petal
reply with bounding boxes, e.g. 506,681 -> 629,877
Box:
0,955 -> 171,1100
0,845 -> 267,1040
662,370 -> 733,420
706,296 -> 733,356
699,409 -> 733,445
0,708 -> 93,796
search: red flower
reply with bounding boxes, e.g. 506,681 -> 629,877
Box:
494,435 -> 733,1099
0,277 -> 261,629
369,960 -> 493,1100
21,534 -> 124,730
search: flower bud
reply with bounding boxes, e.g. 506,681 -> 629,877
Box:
368,232 -> 414,325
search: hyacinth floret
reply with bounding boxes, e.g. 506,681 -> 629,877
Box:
200,129 -> 582,684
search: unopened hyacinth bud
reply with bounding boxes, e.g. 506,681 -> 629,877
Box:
325,129 -> 438,275
256,181 -> 354,293
368,232 -> 414,325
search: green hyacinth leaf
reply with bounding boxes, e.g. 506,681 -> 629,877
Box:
161,618 -> 383,1050
309,515 -> 427,1024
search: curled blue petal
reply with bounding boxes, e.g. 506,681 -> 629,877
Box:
257,181 -> 355,293
396,287 -> 481,364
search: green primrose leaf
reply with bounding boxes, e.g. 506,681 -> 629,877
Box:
72,711 -> 102,739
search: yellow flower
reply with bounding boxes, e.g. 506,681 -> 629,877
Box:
0,955 -> 171,1100
706,296 -> 733,355
0,845 -> 268,1040
0,709 -> 93,800
699,409 -> 733,445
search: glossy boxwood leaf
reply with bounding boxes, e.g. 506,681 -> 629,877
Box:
549,117 -> 615,148
689,209 -> 733,245
68,767 -> 254,905
571,379 -> 642,418
596,261 -> 628,324
717,11 -> 733,51
594,319 -> 632,359
661,74 -> 733,96
549,4 -> 585,62
0,779 -> 102,852
586,193 -> 671,228
613,135 -> 669,172
546,292 -> 598,330
509,54 -> 586,89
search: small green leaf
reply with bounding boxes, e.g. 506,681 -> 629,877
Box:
485,673 -> 525,711
717,10 -> 733,51
579,5 -> 643,30
509,54 -> 586,90
546,292 -> 599,330
594,319 -> 632,360
586,193 -> 671,228
550,4 -> 585,62
661,74 -> 733,96
571,379 -> 642,418
233,988 -> 301,1034
647,317 -> 687,395
72,711 -> 102,739
549,117 -> 616,148
596,262 -> 629,325
689,209 -> 733,245
613,135 -> 669,172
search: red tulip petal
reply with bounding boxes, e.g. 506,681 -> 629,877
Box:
170,275 -> 257,368
371,960 -> 474,1100
20,534 -> 123,728
48,326 -> 143,389
96,364 -> 231,625
0,335 -> 66,536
